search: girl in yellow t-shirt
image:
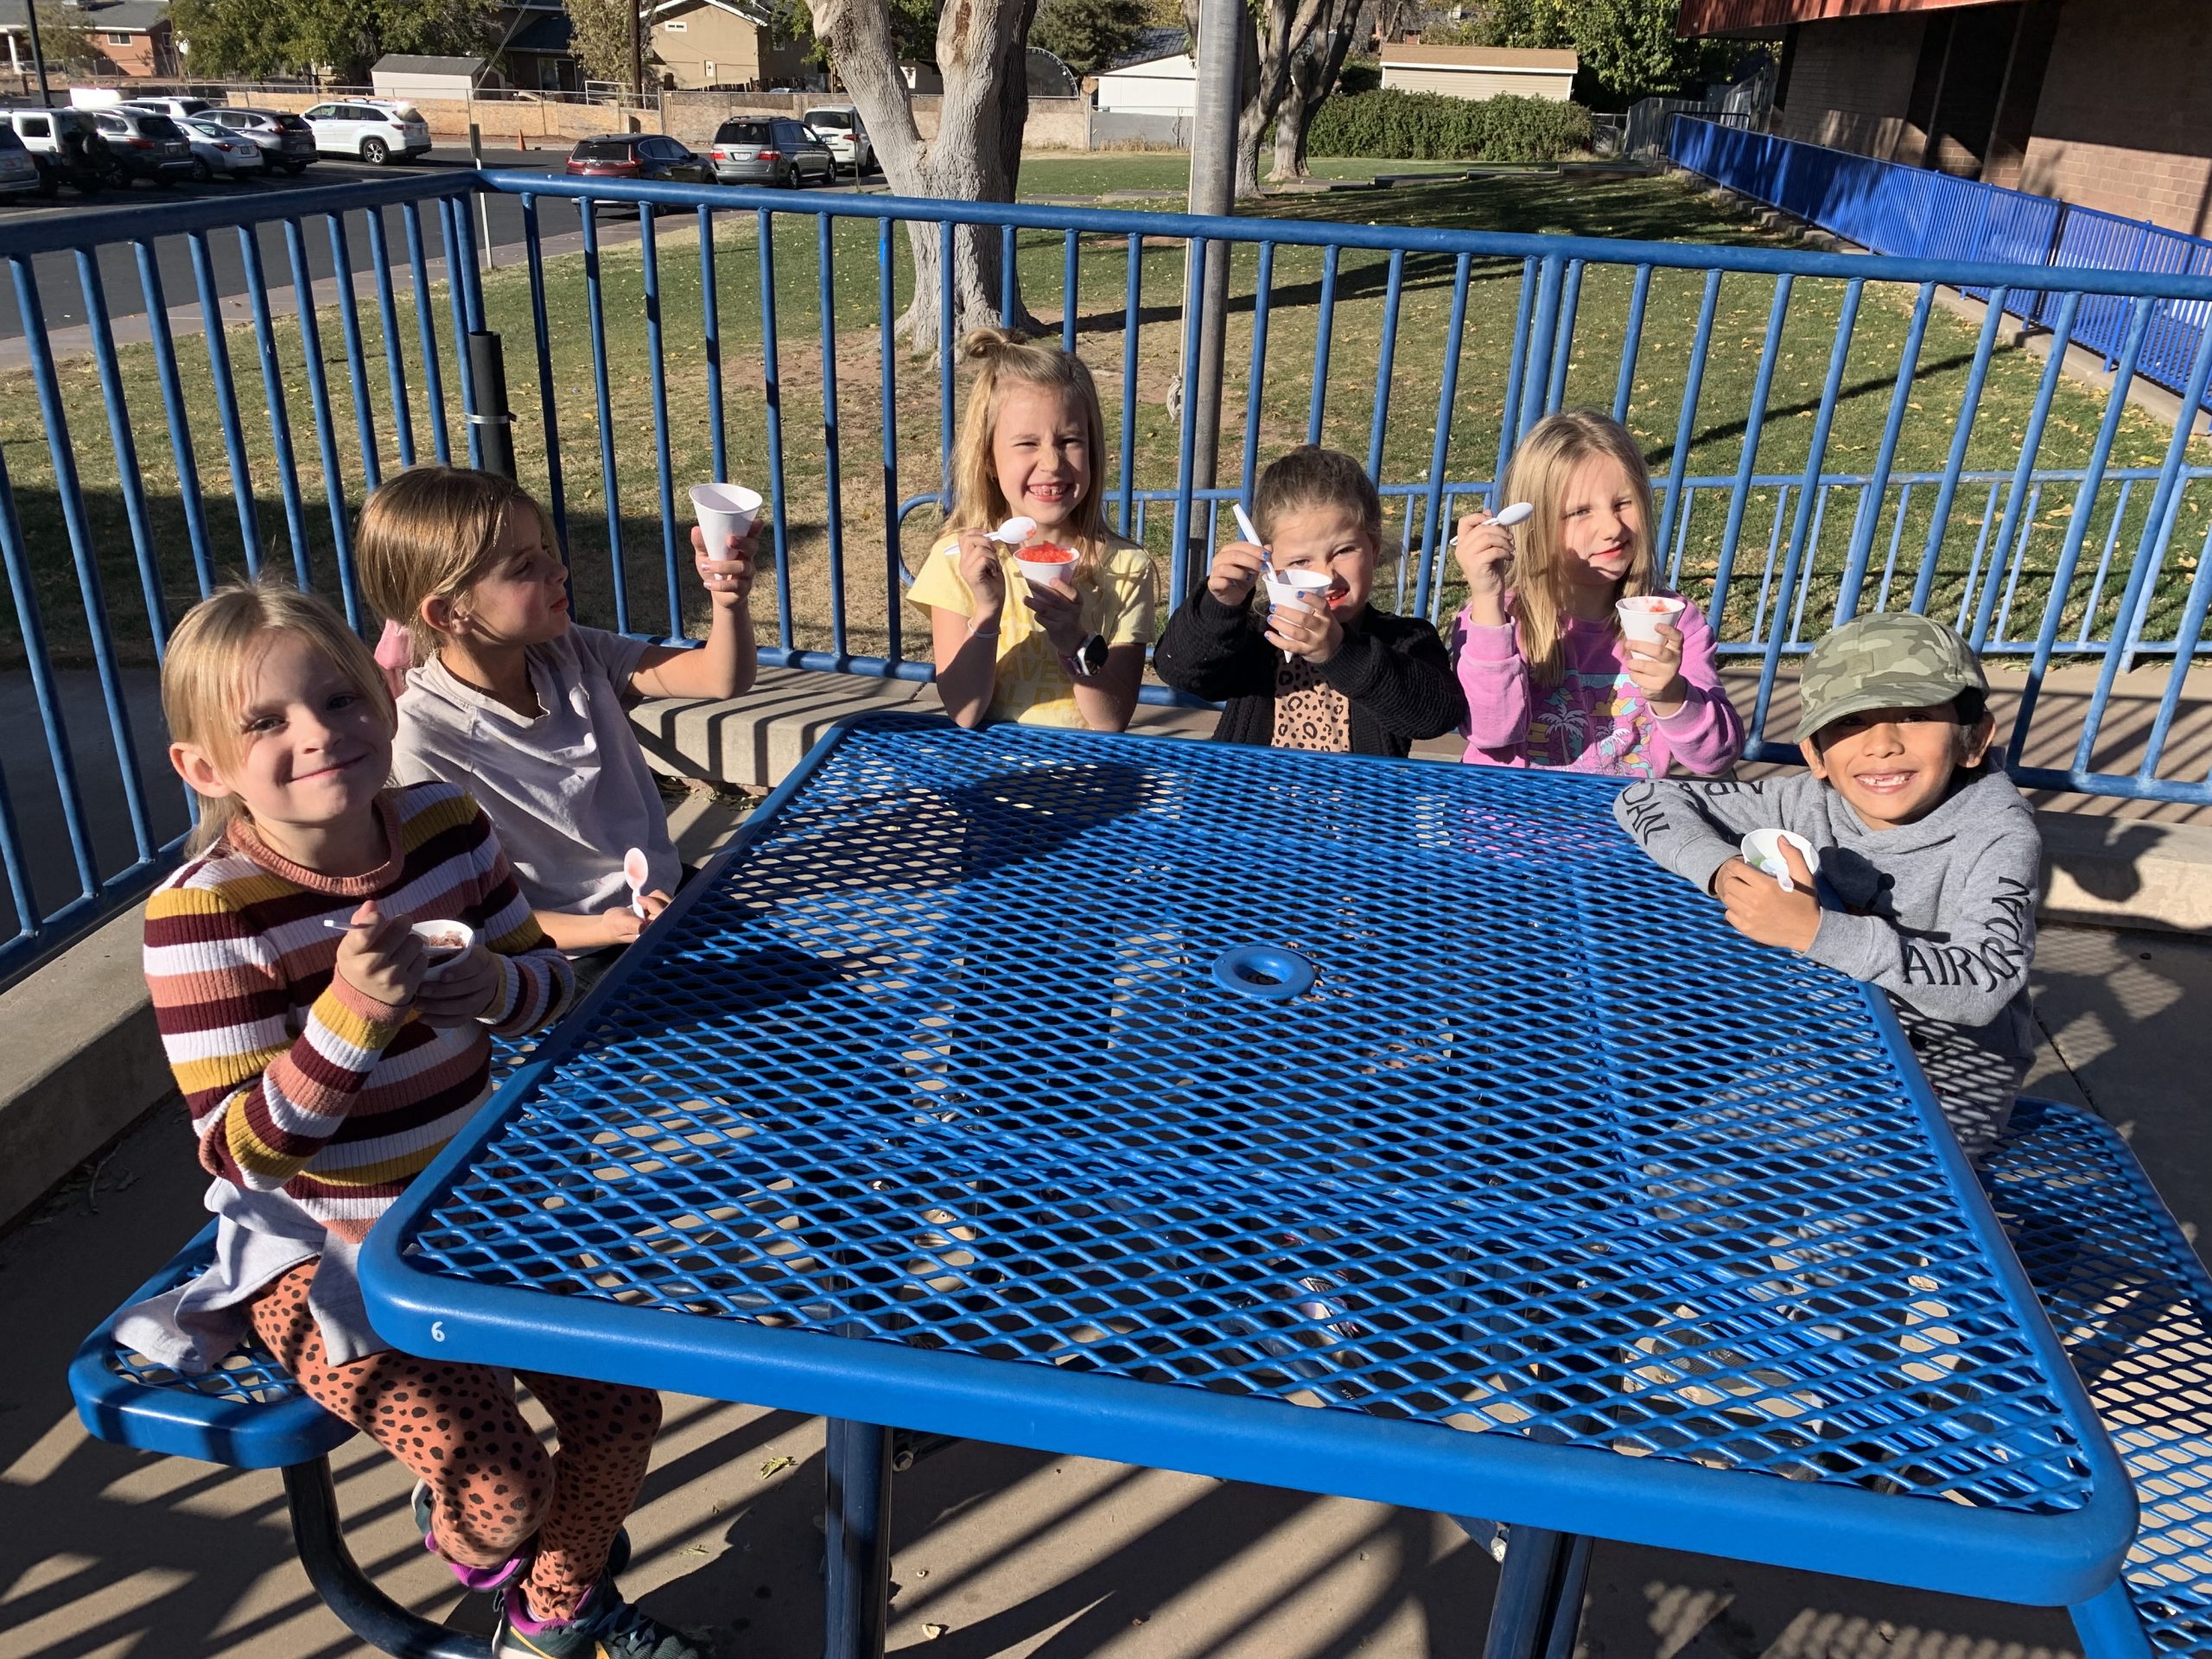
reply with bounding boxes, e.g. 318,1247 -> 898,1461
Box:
908,328 -> 1156,731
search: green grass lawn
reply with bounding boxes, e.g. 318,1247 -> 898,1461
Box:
1018,153 -> 1482,198
3,165 -> 2204,675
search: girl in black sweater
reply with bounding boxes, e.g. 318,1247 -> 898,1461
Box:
1154,446 -> 1466,755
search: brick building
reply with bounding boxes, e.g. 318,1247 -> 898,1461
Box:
0,0 -> 178,82
1675,0 -> 2212,236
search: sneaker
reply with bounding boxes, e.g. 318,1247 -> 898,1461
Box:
410,1481 -> 633,1587
494,1577 -> 703,1659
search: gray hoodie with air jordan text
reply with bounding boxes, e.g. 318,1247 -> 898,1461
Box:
1612,766 -> 2040,1158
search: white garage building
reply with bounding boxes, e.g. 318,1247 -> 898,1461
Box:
1378,44 -> 1578,102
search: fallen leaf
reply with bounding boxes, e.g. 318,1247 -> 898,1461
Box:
925,1624 -> 950,1640
759,1454 -> 797,1478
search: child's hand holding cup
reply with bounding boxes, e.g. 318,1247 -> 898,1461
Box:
689,482 -> 763,605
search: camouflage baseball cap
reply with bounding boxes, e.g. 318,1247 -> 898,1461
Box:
1795,612 -> 1986,742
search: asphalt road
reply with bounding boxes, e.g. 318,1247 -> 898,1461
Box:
0,143 -> 876,342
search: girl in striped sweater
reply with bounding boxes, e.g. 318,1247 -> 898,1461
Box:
123,583 -> 699,1659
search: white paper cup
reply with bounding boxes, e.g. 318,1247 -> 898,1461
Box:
1262,569 -> 1333,662
1016,544 -> 1078,587
1616,594 -> 1687,644
411,919 -> 477,978
1740,829 -> 1817,893
689,482 -> 762,554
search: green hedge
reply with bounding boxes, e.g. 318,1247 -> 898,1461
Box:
1306,89 -> 1592,163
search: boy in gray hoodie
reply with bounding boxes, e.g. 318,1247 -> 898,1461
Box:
1612,612 -> 2038,1158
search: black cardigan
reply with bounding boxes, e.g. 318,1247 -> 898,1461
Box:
1153,588 -> 1468,756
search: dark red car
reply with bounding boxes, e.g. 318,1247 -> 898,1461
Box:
563,135 -> 715,185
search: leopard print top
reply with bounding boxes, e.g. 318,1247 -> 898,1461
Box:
1269,655 -> 1353,752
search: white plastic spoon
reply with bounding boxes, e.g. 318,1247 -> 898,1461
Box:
1492,500 -> 1535,528
623,847 -> 652,918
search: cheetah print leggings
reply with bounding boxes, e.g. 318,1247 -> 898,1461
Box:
248,1259 -> 663,1621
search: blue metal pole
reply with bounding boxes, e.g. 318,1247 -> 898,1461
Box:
440,196 -> 482,471
1517,255 -> 1565,439
1167,236 -> 1208,612
2069,308 -> 2212,772
1834,282 -> 1935,620
2008,297 -> 2157,771
9,255 -> 156,864
880,215 -> 903,664
819,210 -> 849,660
579,195 -> 628,632
188,229 -> 263,573
520,194 -> 569,556
1969,290 -> 2081,646
236,223 -> 313,591
1655,270 -> 1724,562
1611,264 -> 1651,424
402,200 -> 451,465
638,203 -> 682,637
1061,227 -> 1079,353
1367,248 -> 1406,483
700,202 -> 728,490
283,216 -> 359,626
1705,275 -> 1794,639
1242,242 -> 1275,506
1119,234 -> 1142,537
0,435 -> 98,912
364,206 -> 416,469
1308,243 -> 1338,445
1751,280 -> 1863,739
939,219 -> 956,511
1545,257 -> 1583,413
2139,510 -> 2212,778
1414,253 -> 1473,622
1494,258 -> 1538,494
73,249 -> 167,652
1908,289 -> 2010,614
132,238 -> 216,603
325,213 -> 382,494
760,207 -> 794,652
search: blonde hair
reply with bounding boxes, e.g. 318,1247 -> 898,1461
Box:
1501,409 -> 1660,688
946,327 -> 1111,584
355,464 -> 562,661
1254,445 -> 1382,545
162,582 -> 395,855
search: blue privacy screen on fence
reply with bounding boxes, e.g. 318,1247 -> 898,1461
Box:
359,718 -> 2134,1604
3,168 -> 2212,978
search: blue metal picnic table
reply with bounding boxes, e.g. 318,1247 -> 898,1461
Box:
359,714 -> 2134,1656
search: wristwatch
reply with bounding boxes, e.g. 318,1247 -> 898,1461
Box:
1060,632 -> 1109,679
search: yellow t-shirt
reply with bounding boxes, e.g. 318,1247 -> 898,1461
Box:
908,531 -> 1158,728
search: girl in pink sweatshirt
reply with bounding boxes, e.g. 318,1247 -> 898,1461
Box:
1450,409 -> 1743,778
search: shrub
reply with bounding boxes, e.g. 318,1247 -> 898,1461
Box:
1306,89 -> 1592,163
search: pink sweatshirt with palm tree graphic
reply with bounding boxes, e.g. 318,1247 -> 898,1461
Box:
1450,592 -> 1745,778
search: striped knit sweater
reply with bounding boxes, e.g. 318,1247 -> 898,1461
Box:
143,782 -> 574,1243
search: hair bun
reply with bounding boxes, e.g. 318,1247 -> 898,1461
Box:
961,325 -> 1033,361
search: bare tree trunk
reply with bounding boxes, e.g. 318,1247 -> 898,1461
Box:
1230,0 -> 1329,198
1269,0 -> 1355,182
806,0 -> 1038,356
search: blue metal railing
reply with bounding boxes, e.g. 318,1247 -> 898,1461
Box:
1668,117 -> 2212,414
4,171 -> 2212,981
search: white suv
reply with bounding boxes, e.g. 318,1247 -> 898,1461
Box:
801,105 -> 872,175
302,99 -> 431,165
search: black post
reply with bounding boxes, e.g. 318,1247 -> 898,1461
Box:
466,331 -> 517,480
822,1418 -> 893,1659
22,0 -> 52,107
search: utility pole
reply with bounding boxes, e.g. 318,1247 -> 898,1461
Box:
1181,0 -> 1243,575
22,0 -> 53,107
629,0 -> 645,109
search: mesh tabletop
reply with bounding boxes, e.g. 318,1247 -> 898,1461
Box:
363,718 -> 2129,1602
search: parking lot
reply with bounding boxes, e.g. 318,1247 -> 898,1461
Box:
0,141 -> 883,340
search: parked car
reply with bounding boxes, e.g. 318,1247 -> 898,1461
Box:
205,107 -> 316,175
0,122 -> 44,200
801,105 -> 872,175
302,99 -> 431,165
92,109 -> 194,186
563,134 -> 715,185
117,96 -> 214,122
708,117 -> 836,188
181,116 -> 264,181
2,105 -> 118,194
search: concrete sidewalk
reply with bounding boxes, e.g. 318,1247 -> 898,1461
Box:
3,917 -> 2202,1659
